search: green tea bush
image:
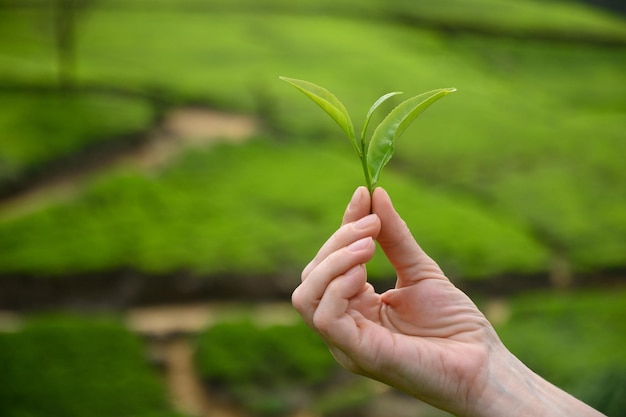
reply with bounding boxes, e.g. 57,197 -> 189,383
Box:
5,1 -> 624,118
195,320 -> 341,415
578,365 -> 626,417
385,0 -> 626,42
0,139 -> 549,281
0,0 -> 623,281
495,289 -> 626,395
195,320 -> 336,386
0,90 -> 154,182
390,38 -> 626,272
0,314 -> 182,417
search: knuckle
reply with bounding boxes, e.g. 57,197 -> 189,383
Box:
312,310 -> 330,333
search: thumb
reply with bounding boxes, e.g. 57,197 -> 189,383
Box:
372,187 -> 446,287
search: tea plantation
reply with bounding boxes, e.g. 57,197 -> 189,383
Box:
0,0 -> 625,416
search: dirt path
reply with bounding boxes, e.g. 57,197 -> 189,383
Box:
125,302 -> 299,336
0,108 -> 258,221
127,108 -> 257,170
156,336 -> 241,417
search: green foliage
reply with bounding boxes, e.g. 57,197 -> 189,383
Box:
488,165 -> 626,270
0,90 -> 154,181
578,365 -> 626,417
195,320 -> 340,415
366,88 -> 455,189
385,0 -> 626,41
0,4 -> 623,412
3,1 -> 625,111
0,0 -> 623,279
0,314 -> 181,417
495,289 -> 626,395
195,320 -> 336,386
279,77 -> 357,149
381,177 -> 549,279
0,139 -> 549,280
0,140 -> 353,276
280,76 -> 455,192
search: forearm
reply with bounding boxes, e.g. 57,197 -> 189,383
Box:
471,345 -> 605,417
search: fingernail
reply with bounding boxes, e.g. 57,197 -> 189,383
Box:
353,214 -> 376,230
348,237 -> 371,252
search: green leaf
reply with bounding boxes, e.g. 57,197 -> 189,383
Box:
279,76 -> 357,153
361,91 -> 403,142
367,87 -> 456,188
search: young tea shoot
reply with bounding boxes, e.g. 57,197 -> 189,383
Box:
279,76 -> 456,193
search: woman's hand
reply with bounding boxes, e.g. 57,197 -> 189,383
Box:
292,186 -> 496,415
292,186 -> 605,417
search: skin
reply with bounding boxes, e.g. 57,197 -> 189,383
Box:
292,186 -> 605,417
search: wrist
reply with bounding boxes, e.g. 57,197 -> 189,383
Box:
469,344 -> 605,417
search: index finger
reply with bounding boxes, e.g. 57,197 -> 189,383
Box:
342,186 -> 371,226
301,187 -> 373,280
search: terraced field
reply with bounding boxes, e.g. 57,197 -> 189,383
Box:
0,1 -> 624,416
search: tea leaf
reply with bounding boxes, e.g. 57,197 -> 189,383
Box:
279,76 -> 358,154
279,76 -> 456,194
367,88 -> 456,188
361,91 -> 403,143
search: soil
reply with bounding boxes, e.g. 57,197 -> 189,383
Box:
155,336 -> 239,417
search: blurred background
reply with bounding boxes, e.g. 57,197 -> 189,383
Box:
0,0 -> 625,416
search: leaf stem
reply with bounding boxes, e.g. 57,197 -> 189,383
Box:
360,135 -> 373,195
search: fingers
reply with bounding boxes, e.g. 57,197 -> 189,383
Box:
302,187 -> 376,280
372,187 -> 446,287
294,186 -> 379,333
292,236 -> 376,328
313,263 -> 365,333
342,186 -> 371,226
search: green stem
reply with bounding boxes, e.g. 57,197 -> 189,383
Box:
361,152 -> 372,194
359,140 -> 373,215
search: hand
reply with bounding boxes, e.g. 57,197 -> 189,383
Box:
293,186 -> 495,414
292,187 -> 605,417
